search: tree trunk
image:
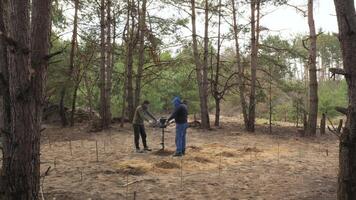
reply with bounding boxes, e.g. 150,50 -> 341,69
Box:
69,0 -> 79,126
134,0 -> 147,109
213,0 -> 222,127
320,113 -> 326,135
333,0 -> 356,199
59,88 -> 68,126
70,84 -> 79,126
125,0 -> 136,122
232,0 -> 249,130
269,66 -> 272,134
247,0 -> 260,132
99,0 -> 109,129
2,0 -> 51,198
306,0 -> 318,136
215,98 -> 220,127
190,0 -> 210,129
0,2 -> 10,194
105,0 -> 112,124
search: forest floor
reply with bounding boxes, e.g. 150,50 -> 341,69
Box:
35,116 -> 338,200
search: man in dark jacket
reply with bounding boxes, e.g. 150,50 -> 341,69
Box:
132,100 -> 157,153
167,97 -> 188,157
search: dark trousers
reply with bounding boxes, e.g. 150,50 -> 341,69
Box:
133,124 -> 147,149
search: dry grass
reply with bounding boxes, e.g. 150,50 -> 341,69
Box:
35,117 -> 339,200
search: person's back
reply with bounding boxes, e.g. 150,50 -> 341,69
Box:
133,105 -> 144,125
173,104 -> 188,124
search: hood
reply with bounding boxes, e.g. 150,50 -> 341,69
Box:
172,96 -> 181,108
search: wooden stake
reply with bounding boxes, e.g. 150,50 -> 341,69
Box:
48,137 -> 52,149
133,191 -> 136,200
219,153 -> 222,179
96,140 -> 99,162
277,142 -> 280,165
180,157 -> 183,190
126,174 -> 129,200
69,140 -> 73,156
104,140 -> 106,153
54,158 -> 57,169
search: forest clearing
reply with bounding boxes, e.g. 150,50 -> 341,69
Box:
34,117 -> 338,200
1,0 -> 356,199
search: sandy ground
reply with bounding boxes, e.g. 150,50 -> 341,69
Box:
20,117 -> 340,199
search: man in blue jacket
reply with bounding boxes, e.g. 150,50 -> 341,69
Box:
167,97 -> 188,157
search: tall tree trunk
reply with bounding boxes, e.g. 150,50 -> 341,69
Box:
100,0 -> 109,129
134,0 -> 147,109
69,0 -> 79,126
2,0 -> 51,198
125,0 -> 136,122
232,0 -> 249,130
0,2 -> 10,192
247,0 -> 260,132
106,0 -> 112,124
269,65 -> 272,134
306,0 -> 318,136
214,0 -> 222,127
59,88 -> 68,126
190,0 -> 210,129
333,0 -> 356,199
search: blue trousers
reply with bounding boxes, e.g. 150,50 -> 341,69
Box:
175,123 -> 188,154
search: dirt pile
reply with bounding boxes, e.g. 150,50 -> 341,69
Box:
154,161 -> 180,169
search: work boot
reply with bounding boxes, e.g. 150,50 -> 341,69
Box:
135,149 -> 143,153
144,147 -> 152,151
173,152 -> 183,157
182,149 -> 186,155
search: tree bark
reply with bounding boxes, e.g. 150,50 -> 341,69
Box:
320,113 -> 326,135
247,0 -> 260,132
105,0 -> 112,124
59,88 -> 68,126
213,0 -> 222,127
333,0 -> 356,199
69,0 -> 79,126
190,0 -> 210,129
306,0 -> 318,136
2,0 -> 51,198
125,0 -> 136,122
100,0 -> 110,129
232,0 -> 249,130
134,0 -> 147,109
0,2 -> 10,193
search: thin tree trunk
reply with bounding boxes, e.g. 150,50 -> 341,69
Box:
0,2 -> 10,192
333,0 -> 356,199
106,0 -> 112,124
100,0 -> 109,129
190,0 -> 210,129
70,84 -> 79,125
201,0 -> 210,129
59,88 -> 68,126
2,0 -> 51,198
247,0 -> 260,132
69,0 -> 79,126
232,0 -> 249,130
83,71 -> 93,121
134,0 -> 147,109
126,0 -> 136,122
212,0 -> 223,127
320,113 -> 326,135
215,98 -> 220,127
269,66 -> 272,134
306,0 -> 318,136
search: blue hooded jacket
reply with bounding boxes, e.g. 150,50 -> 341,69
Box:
168,96 -> 188,124
172,96 -> 181,108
